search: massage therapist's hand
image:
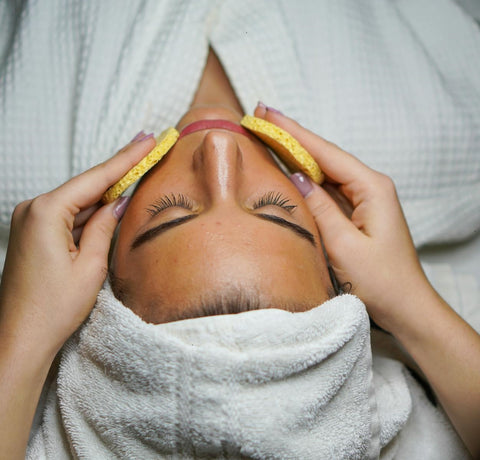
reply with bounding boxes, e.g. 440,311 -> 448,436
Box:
255,106 -> 480,457
254,105 -> 430,333
0,133 -> 155,460
0,134 -> 155,356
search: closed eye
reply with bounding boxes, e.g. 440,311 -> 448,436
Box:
252,191 -> 297,214
147,193 -> 196,217
132,192 -> 312,250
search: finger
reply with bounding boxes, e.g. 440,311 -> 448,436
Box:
73,204 -> 101,229
290,172 -> 360,251
322,183 -> 353,219
76,197 -> 129,285
253,104 -> 378,189
72,225 -> 84,245
50,136 -> 155,210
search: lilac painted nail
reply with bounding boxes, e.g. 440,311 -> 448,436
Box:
113,196 -> 130,220
130,131 -> 146,142
266,105 -> 283,115
256,101 -> 267,117
290,172 -> 313,198
136,132 -> 154,142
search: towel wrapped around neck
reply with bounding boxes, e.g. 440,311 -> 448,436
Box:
28,285 -> 468,459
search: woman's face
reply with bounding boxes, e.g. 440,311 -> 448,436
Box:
111,106 -> 333,323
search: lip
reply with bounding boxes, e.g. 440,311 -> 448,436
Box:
178,119 -> 253,140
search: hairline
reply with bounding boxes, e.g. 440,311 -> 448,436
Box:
109,270 -> 337,324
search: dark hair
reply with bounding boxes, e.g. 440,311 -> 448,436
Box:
109,269 -> 338,323
328,264 -> 351,295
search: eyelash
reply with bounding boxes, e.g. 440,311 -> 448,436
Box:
147,193 -> 195,216
147,191 -> 296,216
253,191 -> 297,213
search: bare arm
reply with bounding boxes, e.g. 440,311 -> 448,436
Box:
255,104 -> 480,457
0,135 -> 155,459
391,281 -> 480,454
0,328 -> 56,460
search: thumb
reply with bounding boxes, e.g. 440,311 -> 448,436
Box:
77,196 -> 130,281
290,173 -> 358,249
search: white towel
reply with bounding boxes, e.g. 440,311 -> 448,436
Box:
27,285 -> 468,459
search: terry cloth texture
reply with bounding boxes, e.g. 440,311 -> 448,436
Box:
27,286 -> 468,459
1,0 -> 480,262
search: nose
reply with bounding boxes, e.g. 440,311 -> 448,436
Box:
194,131 -> 243,203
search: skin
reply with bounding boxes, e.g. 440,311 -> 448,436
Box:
111,106 -> 333,324
256,106 -> 480,457
0,101 -> 478,458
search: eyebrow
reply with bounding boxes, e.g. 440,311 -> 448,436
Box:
130,212 -> 316,250
131,215 -> 198,250
255,213 -> 316,246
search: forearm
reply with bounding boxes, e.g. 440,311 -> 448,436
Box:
389,282 -> 480,458
260,108 -> 480,456
0,326 -> 55,460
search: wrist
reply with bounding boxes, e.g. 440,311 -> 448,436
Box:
0,316 -> 57,460
382,279 -> 455,348
365,265 -> 433,334
0,314 -> 59,376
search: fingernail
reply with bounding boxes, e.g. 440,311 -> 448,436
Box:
256,101 -> 267,117
257,101 -> 283,116
135,132 -> 154,143
266,105 -> 283,115
130,130 -> 146,142
290,172 -> 313,198
257,101 -> 267,110
113,196 -> 130,220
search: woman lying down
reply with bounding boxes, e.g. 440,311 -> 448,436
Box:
1,104 -> 479,459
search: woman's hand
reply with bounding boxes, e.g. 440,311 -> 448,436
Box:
0,134 -> 156,357
0,133 -> 156,460
254,104 -> 480,456
254,105 -> 427,332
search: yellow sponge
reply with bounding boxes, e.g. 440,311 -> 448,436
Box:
102,127 -> 179,204
240,115 -> 323,184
